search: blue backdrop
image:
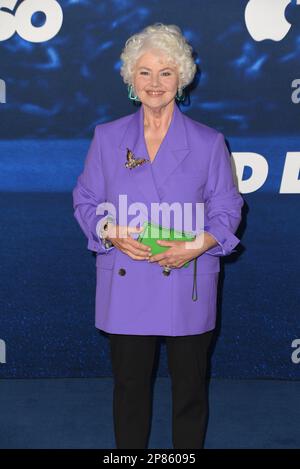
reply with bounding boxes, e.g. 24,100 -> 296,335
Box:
0,0 -> 299,379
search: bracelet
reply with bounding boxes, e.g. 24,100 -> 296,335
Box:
100,216 -> 115,248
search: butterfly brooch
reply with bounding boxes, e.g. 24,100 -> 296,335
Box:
125,148 -> 149,170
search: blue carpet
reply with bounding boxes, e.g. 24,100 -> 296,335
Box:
0,378 -> 299,449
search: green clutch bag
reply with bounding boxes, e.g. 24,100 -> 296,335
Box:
137,221 -> 196,268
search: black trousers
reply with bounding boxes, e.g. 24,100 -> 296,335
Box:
108,329 -> 214,449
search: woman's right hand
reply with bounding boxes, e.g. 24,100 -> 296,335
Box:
106,224 -> 152,260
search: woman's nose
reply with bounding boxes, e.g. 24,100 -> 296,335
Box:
150,75 -> 160,86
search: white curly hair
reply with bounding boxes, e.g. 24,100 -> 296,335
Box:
120,23 -> 197,95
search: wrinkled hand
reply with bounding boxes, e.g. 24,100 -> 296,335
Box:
148,238 -> 203,269
107,224 -> 151,260
148,232 -> 219,268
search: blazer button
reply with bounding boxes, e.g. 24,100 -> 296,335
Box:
162,269 -> 171,276
118,268 -> 126,276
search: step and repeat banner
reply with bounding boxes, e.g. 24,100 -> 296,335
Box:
0,0 -> 299,378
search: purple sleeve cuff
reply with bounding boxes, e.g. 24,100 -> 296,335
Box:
204,225 -> 240,256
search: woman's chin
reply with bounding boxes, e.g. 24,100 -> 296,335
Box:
142,97 -> 173,108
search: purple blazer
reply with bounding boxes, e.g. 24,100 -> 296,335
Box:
72,103 -> 244,336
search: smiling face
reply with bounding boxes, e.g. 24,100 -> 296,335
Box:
132,48 -> 180,110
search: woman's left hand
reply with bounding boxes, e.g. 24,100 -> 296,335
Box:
148,239 -> 202,269
148,232 -> 219,268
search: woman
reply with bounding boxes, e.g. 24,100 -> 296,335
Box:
72,23 -> 244,449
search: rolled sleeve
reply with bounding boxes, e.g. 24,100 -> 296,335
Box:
203,132 -> 244,257
72,126 -> 116,255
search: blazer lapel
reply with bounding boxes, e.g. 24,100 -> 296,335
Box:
118,103 -> 191,219
152,103 -> 190,191
118,105 -> 160,212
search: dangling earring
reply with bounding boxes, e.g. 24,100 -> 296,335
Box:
175,87 -> 185,102
128,84 -> 140,102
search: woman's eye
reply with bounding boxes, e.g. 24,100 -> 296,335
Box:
139,71 -> 171,76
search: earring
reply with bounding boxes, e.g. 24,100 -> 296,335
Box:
175,88 -> 185,102
128,84 -> 140,102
